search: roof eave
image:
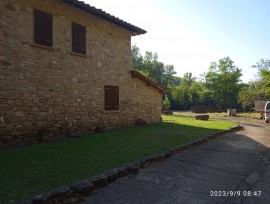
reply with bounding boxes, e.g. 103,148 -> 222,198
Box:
62,0 -> 146,35
130,70 -> 166,94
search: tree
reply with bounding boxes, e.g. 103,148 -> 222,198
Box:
189,81 -> 209,106
131,45 -> 176,89
252,59 -> 270,79
205,57 -> 242,109
141,51 -> 164,85
171,73 -> 198,109
261,69 -> 270,95
131,45 -> 143,70
171,82 -> 189,109
252,59 -> 270,98
238,85 -> 257,113
163,65 -> 177,88
163,95 -> 171,112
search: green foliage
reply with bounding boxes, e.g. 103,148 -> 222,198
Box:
250,59 -> 270,98
261,69 -> 270,94
171,57 -> 242,110
131,45 -> 176,88
205,57 -> 242,109
131,45 -> 143,70
238,85 -> 257,112
0,116 -> 234,202
171,73 -> 194,109
171,72 -> 213,109
252,59 -> 270,79
163,95 -> 171,109
132,45 -> 270,110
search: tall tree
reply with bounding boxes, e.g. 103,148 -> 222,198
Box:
131,45 -> 143,70
252,59 -> 270,97
238,83 -> 258,113
171,73 -> 196,109
252,59 -> 270,79
163,65 -> 177,88
131,45 -> 176,88
205,57 -> 242,109
261,69 -> 270,94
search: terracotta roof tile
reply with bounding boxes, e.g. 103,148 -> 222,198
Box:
130,70 -> 166,94
63,0 -> 146,35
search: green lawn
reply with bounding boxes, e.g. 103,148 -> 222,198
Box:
0,115 -> 235,203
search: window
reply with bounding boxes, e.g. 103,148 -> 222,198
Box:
34,9 -> 53,47
266,102 -> 270,109
104,85 -> 119,111
72,23 -> 86,54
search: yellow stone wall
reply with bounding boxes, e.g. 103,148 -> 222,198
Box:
0,0 -> 162,146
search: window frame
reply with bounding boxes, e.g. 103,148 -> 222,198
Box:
104,85 -> 120,111
33,9 -> 53,47
72,22 -> 86,54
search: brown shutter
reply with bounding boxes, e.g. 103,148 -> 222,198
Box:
104,86 -> 111,111
80,25 -> 86,53
34,9 -> 52,47
72,23 -> 86,54
112,86 -> 119,110
105,85 -> 119,111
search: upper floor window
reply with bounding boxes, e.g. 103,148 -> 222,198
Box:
34,9 -> 53,47
72,23 -> 86,54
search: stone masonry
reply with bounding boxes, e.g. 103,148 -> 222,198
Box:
0,0 -> 164,146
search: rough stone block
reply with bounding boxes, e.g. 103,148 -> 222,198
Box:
31,107 -> 39,112
195,114 -> 209,121
125,164 -> 139,174
15,111 -> 25,116
70,180 -> 94,194
32,193 -> 51,204
63,101 -> 69,107
37,121 -> 44,126
7,111 -> 14,116
49,186 -> 70,199
104,170 -> 119,183
39,112 -> 46,117
134,118 -> 146,126
23,122 -> 32,127
7,100 -> 14,104
88,174 -> 108,188
114,166 -> 129,177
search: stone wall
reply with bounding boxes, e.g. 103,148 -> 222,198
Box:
191,106 -> 215,113
0,0 -> 163,147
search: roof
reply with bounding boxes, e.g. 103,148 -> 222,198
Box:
62,0 -> 146,36
130,70 -> 166,94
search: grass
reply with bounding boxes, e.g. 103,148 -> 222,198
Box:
0,114 -> 235,203
174,111 -> 262,119
237,112 -> 262,118
209,111 -> 262,119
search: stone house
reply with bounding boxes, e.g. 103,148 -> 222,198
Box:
0,0 -> 165,146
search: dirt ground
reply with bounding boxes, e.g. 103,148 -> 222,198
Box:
173,111 -> 269,125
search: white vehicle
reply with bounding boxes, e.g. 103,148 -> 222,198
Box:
265,101 -> 270,123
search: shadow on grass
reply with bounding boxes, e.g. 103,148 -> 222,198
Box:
0,119 -> 233,203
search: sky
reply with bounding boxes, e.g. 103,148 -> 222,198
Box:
84,0 -> 270,82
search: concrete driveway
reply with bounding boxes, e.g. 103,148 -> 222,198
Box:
82,123 -> 270,204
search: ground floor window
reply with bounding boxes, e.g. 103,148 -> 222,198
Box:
104,85 -> 119,111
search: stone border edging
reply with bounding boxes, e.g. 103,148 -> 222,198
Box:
19,124 -> 242,204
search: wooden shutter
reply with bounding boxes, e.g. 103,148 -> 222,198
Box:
34,9 -> 52,47
72,23 -> 86,54
105,85 -> 119,111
